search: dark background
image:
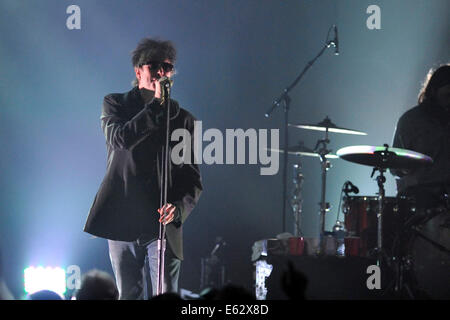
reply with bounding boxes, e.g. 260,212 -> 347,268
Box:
0,0 -> 449,298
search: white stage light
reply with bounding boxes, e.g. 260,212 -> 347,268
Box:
24,266 -> 66,296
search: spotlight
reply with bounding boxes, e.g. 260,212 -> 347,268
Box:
24,266 -> 66,296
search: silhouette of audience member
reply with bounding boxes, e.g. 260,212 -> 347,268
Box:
75,269 -> 119,300
281,261 -> 308,300
28,290 -> 64,300
266,259 -> 309,300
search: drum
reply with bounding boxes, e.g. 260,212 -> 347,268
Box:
342,196 -> 415,257
404,207 -> 450,299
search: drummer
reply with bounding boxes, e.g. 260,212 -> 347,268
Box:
391,64 -> 450,208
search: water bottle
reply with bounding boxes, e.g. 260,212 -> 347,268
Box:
333,221 -> 346,256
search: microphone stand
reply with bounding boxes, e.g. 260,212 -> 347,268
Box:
265,34 -> 337,234
156,80 -> 172,296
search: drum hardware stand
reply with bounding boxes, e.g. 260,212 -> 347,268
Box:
265,27 -> 337,234
370,164 -> 406,298
370,165 -> 385,267
291,162 -> 305,237
369,144 -> 396,269
314,131 -> 332,254
369,144 -> 406,296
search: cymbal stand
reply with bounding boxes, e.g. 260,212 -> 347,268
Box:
291,162 -> 305,237
314,129 -> 332,253
370,166 -> 386,267
370,144 -> 394,269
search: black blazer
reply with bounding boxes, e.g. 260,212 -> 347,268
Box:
84,87 -> 203,260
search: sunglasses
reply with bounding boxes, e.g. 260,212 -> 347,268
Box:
141,61 -> 175,73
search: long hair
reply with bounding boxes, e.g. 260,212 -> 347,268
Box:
418,63 -> 450,105
131,38 -> 177,87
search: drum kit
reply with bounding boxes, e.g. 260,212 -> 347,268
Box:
270,116 -> 449,299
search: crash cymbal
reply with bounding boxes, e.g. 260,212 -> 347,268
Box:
336,145 -> 433,169
267,146 -> 339,159
289,116 -> 367,135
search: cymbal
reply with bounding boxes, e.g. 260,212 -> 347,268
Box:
336,145 -> 433,169
289,116 -> 367,136
267,146 -> 339,159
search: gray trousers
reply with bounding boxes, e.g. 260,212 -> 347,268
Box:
108,238 -> 181,300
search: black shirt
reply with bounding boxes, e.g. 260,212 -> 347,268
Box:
140,87 -> 155,104
391,101 -> 450,206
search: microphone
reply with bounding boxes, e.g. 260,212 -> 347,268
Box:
343,181 -> 359,194
333,25 -> 339,56
158,76 -> 173,106
158,76 -> 173,89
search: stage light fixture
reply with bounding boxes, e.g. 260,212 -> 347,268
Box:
24,266 -> 66,296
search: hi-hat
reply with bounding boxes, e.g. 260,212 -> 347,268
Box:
267,145 -> 339,159
289,116 -> 367,135
336,145 -> 433,169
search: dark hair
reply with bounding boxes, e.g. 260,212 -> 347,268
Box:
75,269 -> 118,300
418,63 -> 450,104
28,290 -> 63,300
131,38 -> 177,87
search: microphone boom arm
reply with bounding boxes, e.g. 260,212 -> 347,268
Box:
265,38 -> 336,117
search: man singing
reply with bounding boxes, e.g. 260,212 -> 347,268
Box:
84,38 -> 203,299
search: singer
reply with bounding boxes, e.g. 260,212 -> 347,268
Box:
84,38 -> 203,299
